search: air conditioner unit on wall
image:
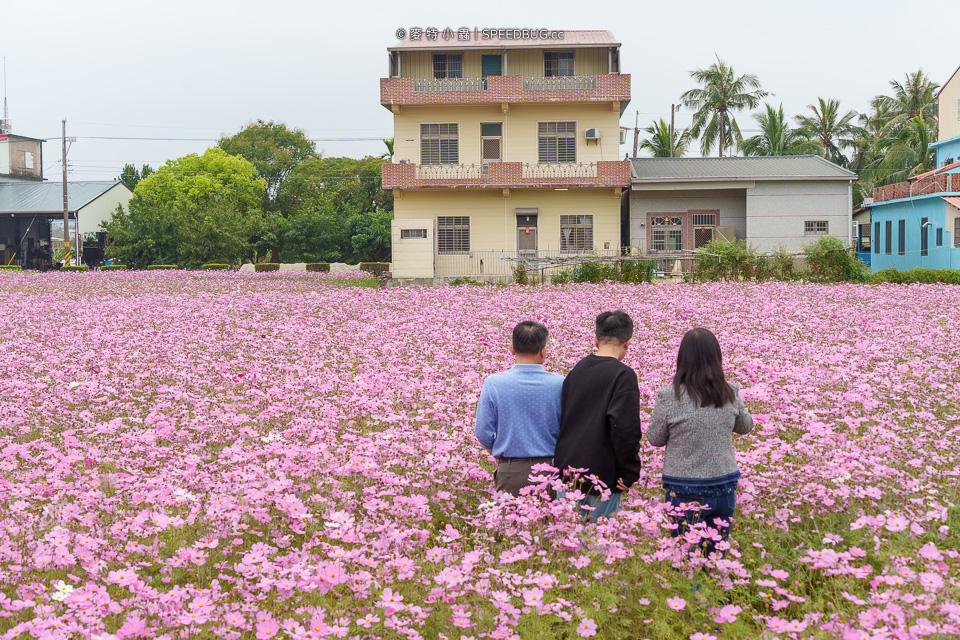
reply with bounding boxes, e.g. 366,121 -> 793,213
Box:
584,128 -> 600,140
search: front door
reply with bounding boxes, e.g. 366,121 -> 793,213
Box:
517,212 -> 538,256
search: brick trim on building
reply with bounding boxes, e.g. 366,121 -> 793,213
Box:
381,74 -> 631,107
382,160 -> 631,190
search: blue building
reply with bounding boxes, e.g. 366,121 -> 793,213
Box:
869,65 -> 960,271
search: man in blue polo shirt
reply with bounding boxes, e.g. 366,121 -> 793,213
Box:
474,320 -> 564,496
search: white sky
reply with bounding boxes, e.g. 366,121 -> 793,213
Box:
3,0 -> 958,181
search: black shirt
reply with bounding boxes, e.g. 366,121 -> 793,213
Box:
554,354 -> 643,494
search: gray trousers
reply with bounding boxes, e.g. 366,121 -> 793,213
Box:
494,457 -> 553,496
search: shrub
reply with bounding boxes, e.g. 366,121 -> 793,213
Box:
693,240 -> 757,281
61,266 -> 89,272
147,265 -> 177,270
769,245 -> 798,281
512,264 -> 529,285
871,268 -> 960,284
200,264 -> 229,271
306,263 -> 330,273
802,237 -> 870,283
0,265 -> 23,272
101,264 -> 127,271
254,263 -> 280,272
550,260 -> 653,285
909,268 -> 939,284
358,262 -> 390,277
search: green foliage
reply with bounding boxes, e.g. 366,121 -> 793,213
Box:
116,163 -> 154,192
871,268 -> 960,284
551,260 -> 653,284
794,98 -> 858,166
802,236 -> 871,283
512,264 -> 529,284
693,240 -> 764,281
639,118 -> 690,157
200,264 -> 229,270
740,104 -> 817,157
254,263 -> 280,272
101,264 -> 127,271
769,245 -> 799,281
0,265 -> 23,271
305,263 -> 330,272
358,262 -> 390,277
147,265 -> 177,270
60,266 -> 89,272
449,277 -> 486,286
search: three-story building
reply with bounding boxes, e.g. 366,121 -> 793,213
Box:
380,30 -> 631,281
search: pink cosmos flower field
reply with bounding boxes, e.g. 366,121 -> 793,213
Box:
1,271 -> 959,640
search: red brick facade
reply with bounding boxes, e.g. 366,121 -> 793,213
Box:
874,173 -> 957,202
380,74 -> 630,107
382,160 -> 631,190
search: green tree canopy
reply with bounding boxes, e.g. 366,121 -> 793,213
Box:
117,163 -> 154,192
639,118 -> 690,157
794,98 -> 858,167
878,70 -> 940,133
740,104 -> 816,157
681,56 -> 768,157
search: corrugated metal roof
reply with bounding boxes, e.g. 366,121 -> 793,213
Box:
0,181 -> 126,213
631,156 -> 856,181
943,196 -> 960,210
389,29 -> 618,51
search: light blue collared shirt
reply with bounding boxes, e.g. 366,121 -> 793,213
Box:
474,364 -> 564,459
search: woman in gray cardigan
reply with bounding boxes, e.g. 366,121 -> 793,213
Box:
647,327 -> 753,552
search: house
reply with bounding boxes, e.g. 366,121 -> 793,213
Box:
628,156 -> 857,256
0,133 -> 44,182
868,64 -> 960,270
380,29 -> 631,282
853,200 -> 873,266
0,181 -> 132,269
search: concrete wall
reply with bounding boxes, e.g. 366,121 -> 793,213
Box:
939,72 -> 960,142
393,102 -> 620,166
629,188 -> 746,251
0,138 -> 43,180
393,187 -> 621,277
77,183 -> 133,235
745,180 -> 851,252
870,196 -> 960,270
399,48 -> 612,79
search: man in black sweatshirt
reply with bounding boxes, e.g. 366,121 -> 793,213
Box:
554,310 -> 643,520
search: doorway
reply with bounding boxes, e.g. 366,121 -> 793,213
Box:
516,209 -> 538,257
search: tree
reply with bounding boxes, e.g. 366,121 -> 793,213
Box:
218,120 -> 318,208
794,98 -> 858,166
102,148 -> 266,267
681,56 -> 768,157
117,163 -> 154,192
638,119 -> 690,157
879,116 -> 937,184
739,104 -> 816,157
878,70 -> 939,133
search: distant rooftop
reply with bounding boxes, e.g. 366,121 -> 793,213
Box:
389,29 -> 619,52
0,181 -> 127,213
631,156 -> 856,182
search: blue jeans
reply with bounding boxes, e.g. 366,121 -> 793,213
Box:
556,491 -> 621,522
665,490 -> 736,554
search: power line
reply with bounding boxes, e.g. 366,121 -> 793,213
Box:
40,135 -> 390,142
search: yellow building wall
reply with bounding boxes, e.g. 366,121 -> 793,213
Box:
391,218 -> 435,279
939,73 -> 960,142
393,188 -> 622,277
393,103 -> 621,166
399,48 -> 611,79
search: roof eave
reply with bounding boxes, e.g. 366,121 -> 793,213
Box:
630,175 -> 856,183
388,42 -> 620,52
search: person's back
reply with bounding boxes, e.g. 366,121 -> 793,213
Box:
474,321 -> 564,496
554,310 -> 643,519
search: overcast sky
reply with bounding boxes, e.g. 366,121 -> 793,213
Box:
3,0 -> 958,181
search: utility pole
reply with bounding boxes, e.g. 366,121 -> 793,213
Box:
632,110 -> 639,158
669,104 -> 676,158
62,119 -> 69,266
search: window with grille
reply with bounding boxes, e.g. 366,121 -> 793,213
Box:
480,123 -> 502,163
874,221 -> 880,254
400,229 -> 427,240
560,215 -> 593,252
538,122 -> 576,163
544,51 -> 575,77
885,221 -> 892,254
804,220 -> 828,235
420,124 -> 459,165
898,220 -> 905,255
432,54 -> 463,79
692,213 -> 716,226
437,216 -> 469,254
921,217 -> 929,256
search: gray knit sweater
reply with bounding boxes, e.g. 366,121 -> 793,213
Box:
646,382 -> 754,479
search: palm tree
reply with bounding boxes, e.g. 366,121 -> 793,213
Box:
381,139 -> 395,162
879,70 -> 939,132
880,116 -> 937,184
639,118 -> 690,157
680,55 -> 768,157
739,104 -> 816,156
794,98 -> 858,166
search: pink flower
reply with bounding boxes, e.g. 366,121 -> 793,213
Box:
576,618 -> 598,637
255,619 -> 280,640
884,515 -> 909,532
690,634 -> 717,640
521,587 -> 544,608
667,597 -> 686,611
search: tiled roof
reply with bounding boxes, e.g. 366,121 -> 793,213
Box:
389,29 -> 618,51
910,159 -> 960,181
0,181 -> 127,213
944,196 -> 960,210
631,156 -> 857,181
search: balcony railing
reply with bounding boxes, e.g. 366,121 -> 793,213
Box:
522,76 -> 597,90
521,163 -> 598,179
414,77 -> 487,92
415,163 -> 488,180
874,172 -> 957,202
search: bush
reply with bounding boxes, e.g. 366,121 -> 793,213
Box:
0,265 -> 23,272
512,264 -> 529,285
871,268 -> 960,284
769,245 -> 798,281
693,240 -> 762,281
306,263 -> 331,273
61,266 -> 89,272
147,265 -> 177,270
550,260 -> 653,285
358,262 -> 390,277
254,263 -> 280,272
200,264 -> 229,271
802,236 -> 870,283
101,264 -> 127,271
871,268 -> 903,284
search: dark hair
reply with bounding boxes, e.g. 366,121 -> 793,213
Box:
673,327 -> 736,408
512,321 -> 549,355
596,310 -> 633,345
